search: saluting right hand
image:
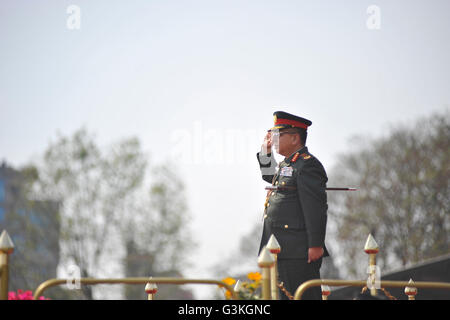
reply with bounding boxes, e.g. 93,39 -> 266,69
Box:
261,131 -> 273,154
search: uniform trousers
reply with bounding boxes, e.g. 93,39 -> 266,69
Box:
277,258 -> 322,300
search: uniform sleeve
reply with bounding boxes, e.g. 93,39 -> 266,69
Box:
256,150 -> 277,183
297,159 -> 328,248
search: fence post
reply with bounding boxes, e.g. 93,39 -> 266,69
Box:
0,230 -> 15,300
364,234 -> 379,296
321,285 -> 331,300
258,246 -> 275,300
145,277 -> 158,300
266,234 -> 280,300
404,279 -> 418,300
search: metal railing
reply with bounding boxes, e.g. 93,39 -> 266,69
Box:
294,279 -> 450,300
2,228 -> 450,301
32,277 -> 238,300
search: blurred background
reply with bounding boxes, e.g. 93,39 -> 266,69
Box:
0,0 -> 448,299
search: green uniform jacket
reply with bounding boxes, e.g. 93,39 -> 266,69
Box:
257,146 -> 329,259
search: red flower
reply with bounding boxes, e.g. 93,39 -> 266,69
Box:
8,290 -> 49,300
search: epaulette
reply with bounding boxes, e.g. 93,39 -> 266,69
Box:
300,153 -> 311,160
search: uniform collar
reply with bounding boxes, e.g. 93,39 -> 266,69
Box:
284,146 -> 308,164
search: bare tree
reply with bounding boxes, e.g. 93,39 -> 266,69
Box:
29,128 -> 145,298
28,128 -> 194,299
122,164 -> 195,299
327,110 -> 449,279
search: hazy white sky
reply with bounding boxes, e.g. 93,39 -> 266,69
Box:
1,0 -> 449,298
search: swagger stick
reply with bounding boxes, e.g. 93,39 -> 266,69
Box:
265,186 -> 357,191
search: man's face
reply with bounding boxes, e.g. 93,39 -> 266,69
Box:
271,129 -> 299,156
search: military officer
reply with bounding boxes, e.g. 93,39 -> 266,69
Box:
257,111 -> 329,300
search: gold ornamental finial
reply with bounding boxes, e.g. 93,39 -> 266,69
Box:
145,282 -> 158,294
0,230 -> 15,300
364,234 -> 379,254
321,285 -> 331,300
0,230 -> 14,254
266,235 -> 280,300
404,279 -> 418,300
145,277 -> 158,300
234,280 -> 243,292
258,246 -> 275,300
364,234 -> 379,296
258,246 -> 275,268
266,234 -> 281,254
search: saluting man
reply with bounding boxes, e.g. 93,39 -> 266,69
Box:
257,111 -> 329,300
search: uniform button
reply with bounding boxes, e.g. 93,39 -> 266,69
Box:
275,181 -> 279,185
264,214 -> 268,219
267,203 -> 270,207
284,224 -> 289,229
281,181 -> 286,186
